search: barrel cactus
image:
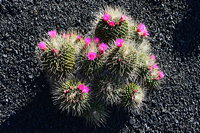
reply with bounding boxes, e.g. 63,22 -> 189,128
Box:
121,83 -> 144,109
82,101 -> 108,127
95,8 -> 129,43
52,80 -> 90,116
105,39 -> 138,81
37,31 -> 83,78
94,7 -> 149,44
76,37 -> 107,79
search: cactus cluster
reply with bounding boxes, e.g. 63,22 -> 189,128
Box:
36,7 -> 164,127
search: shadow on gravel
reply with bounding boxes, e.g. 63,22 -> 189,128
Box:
0,72 -> 129,133
172,0 -> 200,57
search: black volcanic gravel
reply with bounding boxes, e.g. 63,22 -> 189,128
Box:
0,0 -> 199,133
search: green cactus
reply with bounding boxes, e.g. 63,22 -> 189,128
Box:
36,7 -> 164,127
76,54 -> 104,78
105,44 -> 137,80
76,44 -> 105,79
39,34 -> 76,78
136,45 -> 160,89
95,19 -> 129,43
145,75 -> 159,88
121,83 -> 144,109
129,25 -> 143,44
82,101 -> 108,127
52,80 -> 90,116
95,79 -> 122,106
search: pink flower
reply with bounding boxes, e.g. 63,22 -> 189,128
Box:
137,23 -> 149,37
120,15 -> 128,22
133,89 -> 137,93
81,86 -> 90,93
63,90 -> 69,93
38,42 -> 47,51
154,77 -> 160,80
150,55 -> 156,60
158,71 -> 164,79
154,71 -> 164,80
48,30 -> 57,38
76,35 -> 82,40
102,13 -> 110,21
152,64 -> 158,69
69,32 -> 73,37
94,37 -> 100,43
87,52 -> 96,60
116,22 -> 120,26
108,21 -> 115,27
99,43 -> 108,52
52,48 -> 58,54
115,38 -> 124,48
77,84 -> 85,90
137,23 -> 146,32
84,37 -> 91,45
62,33 -> 69,38
142,32 -> 149,37
147,66 -> 153,71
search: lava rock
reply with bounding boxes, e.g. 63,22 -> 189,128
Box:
0,0 -> 199,133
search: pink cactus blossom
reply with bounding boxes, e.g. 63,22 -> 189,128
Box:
137,23 -> 149,37
120,15 -> 128,22
154,71 -> 164,80
102,13 -> 110,21
142,32 -> 149,37
154,77 -> 160,80
108,21 -> 115,27
116,22 -> 120,26
147,66 -> 153,71
38,42 -> 47,51
117,58 -> 121,62
81,86 -> 90,93
52,48 -> 59,54
87,52 -> 97,60
84,37 -> 91,45
150,55 -> 156,60
133,89 -> 137,93
152,64 -> 159,69
115,38 -> 124,48
94,37 -> 100,43
158,71 -> 164,79
76,35 -> 82,40
62,33 -> 70,38
48,30 -> 57,38
69,32 -> 73,37
63,90 -> 69,93
77,84 -> 85,90
99,43 -> 108,52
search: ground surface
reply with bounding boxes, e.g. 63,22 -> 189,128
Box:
0,0 -> 199,133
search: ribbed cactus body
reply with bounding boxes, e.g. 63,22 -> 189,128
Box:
77,52 -> 104,78
137,53 -> 159,89
95,79 -> 122,106
145,76 -> 159,88
129,25 -> 143,44
95,19 -> 129,43
105,45 -> 137,80
41,44 -> 75,77
122,83 -> 144,108
52,80 -> 90,116
38,34 -> 77,78
82,101 -> 108,127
